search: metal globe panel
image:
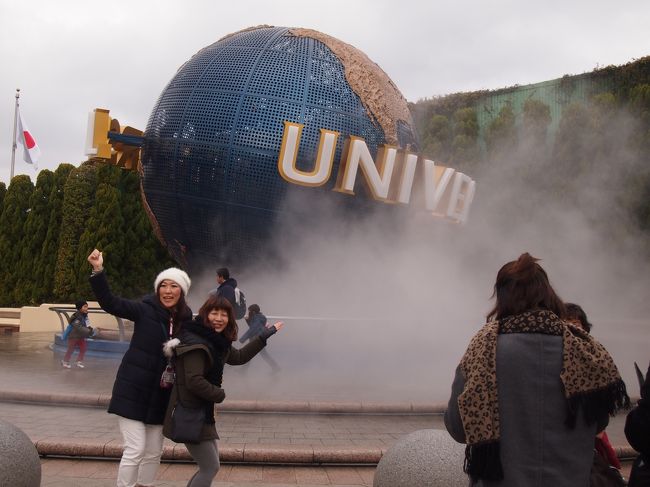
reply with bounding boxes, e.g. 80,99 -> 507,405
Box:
142,26 -> 416,269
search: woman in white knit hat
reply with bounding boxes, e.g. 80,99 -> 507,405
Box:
87,248 -> 193,487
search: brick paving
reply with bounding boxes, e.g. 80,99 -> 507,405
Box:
40,458 -> 376,486
0,331 -> 640,485
0,400 -> 442,451
0,331 -> 433,485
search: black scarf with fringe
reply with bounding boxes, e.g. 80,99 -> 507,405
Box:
180,319 -> 231,387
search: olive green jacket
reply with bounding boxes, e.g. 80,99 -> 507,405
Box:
162,336 -> 265,442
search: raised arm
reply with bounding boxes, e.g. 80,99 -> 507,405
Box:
227,321 -> 283,365
87,249 -> 145,321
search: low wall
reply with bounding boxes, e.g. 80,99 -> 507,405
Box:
20,304 -> 123,332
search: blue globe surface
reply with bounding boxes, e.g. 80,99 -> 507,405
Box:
141,26 -> 418,270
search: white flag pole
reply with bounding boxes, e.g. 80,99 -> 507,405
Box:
10,88 -> 20,181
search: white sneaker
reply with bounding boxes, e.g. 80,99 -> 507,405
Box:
75,361 -> 85,368
61,360 -> 71,369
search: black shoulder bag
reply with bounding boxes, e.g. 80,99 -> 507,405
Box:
167,348 -> 205,444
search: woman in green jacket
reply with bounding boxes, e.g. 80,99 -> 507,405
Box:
162,295 -> 283,487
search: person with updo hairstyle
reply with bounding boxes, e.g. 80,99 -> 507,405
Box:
444,252 -> 629,487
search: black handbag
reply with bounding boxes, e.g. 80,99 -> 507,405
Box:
169,401 -> 204,444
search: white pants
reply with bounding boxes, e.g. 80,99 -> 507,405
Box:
117,416 -> 164,487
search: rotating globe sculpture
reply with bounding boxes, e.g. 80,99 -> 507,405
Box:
141,25 -> 418,270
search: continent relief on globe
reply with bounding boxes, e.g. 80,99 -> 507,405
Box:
86,25 -> 476,269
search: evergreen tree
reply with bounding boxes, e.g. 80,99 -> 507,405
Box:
53,164 -> 98,302
118,171 -> 176,299
521,99 -> 552,155
590,93 -> 621,161
76,180 -> 125,298
421,114 -> 451,163
628,84 -> 650,156
0,182 -> 6,208
0,175 -> 35,306
14,170 -> 55,305
624,84 -> 650,230
522,100 -> 552,139
450,107 -> 480,171
518,99 -> 553,189
552,102 -> 593,189
485,103 -> 517,161
34,164 -> 74,303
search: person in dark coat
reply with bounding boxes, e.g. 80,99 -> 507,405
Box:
162,296 -> 283,487
444,252 -> 629,487
87,248 -> 193,487
61,299 -> 94,368
240,304 -> 280,372
625,362 -> 650,486
209,267 -> 237,308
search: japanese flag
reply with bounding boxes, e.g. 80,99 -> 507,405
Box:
17,110 -> 41,167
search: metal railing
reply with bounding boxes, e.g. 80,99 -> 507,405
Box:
48,306 -> 127,342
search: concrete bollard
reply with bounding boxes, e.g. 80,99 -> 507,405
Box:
0,419 -> 41,487
374,429 -> 467,487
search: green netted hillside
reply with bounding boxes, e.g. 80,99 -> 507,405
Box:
411,56 -> 650,232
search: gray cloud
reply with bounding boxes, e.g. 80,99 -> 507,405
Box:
1,0 -> 649,182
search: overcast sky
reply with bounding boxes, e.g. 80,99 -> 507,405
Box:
1,0 -> 648,184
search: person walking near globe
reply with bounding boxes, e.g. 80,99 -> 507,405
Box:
240,304 -> 280,372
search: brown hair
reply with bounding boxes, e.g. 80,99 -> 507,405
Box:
487,252 -> 566,321
565,303 -> 593,333
197,295 -> 238,342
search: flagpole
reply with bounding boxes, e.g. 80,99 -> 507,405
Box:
10,88 -> 20,181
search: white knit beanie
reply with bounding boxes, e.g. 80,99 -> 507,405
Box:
154,268 -> 191,296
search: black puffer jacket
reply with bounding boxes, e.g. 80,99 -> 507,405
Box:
90,271 -> 190,424
214,277 -> 237,309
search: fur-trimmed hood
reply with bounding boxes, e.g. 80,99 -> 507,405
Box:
162,338 -> 180,358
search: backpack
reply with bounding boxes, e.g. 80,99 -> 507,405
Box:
61,323 -> 73,341
233,287 -> 247,320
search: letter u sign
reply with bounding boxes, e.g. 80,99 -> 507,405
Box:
277,122 -> 339,187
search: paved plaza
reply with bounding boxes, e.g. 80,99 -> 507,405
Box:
0,331 -> 638,486
40,459 -> 376,487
